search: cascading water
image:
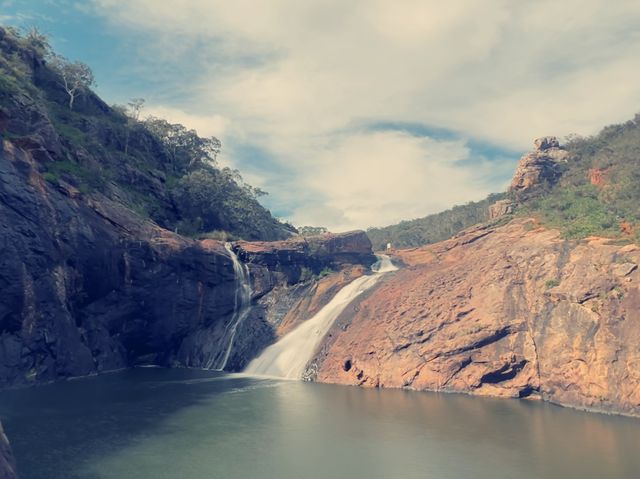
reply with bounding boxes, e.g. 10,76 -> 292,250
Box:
210,243 -> 252,371
244,254 -> 397,379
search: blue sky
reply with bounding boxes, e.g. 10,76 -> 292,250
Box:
3,1 -> 640,230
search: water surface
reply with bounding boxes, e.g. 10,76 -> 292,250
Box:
0,368 -> 638,479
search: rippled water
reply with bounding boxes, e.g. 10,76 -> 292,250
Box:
1,368 -> 639,479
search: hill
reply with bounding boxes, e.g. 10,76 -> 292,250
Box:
368,118 -> 640,251
366,193 -> 506,251
517,124 -> 640,241
0,26 -> 294,241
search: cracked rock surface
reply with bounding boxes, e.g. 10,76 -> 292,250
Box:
313,219 -> 640,416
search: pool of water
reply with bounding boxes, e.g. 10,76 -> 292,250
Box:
1,368 -> 639,479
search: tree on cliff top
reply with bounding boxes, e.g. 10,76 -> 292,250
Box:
143,116 -> 221,173
49,55 -> 95,110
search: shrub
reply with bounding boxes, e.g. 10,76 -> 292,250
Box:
544,279 -> 560,289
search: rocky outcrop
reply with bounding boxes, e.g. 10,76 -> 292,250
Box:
0,422 -> 16,479
313,219 -> 640,416
510,136 -> 568,194
233,231 -> 374,294
488,199 -> 514,219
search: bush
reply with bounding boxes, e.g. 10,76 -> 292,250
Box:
42,172 -> 58,183
544,279 -> 560,289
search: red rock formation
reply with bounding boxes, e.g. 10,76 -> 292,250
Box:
510,137 -> 568,193
488,199 -> 514,219
620,221 -> 635,236
235,231 -> 375,270
589,168 -> 608,187
313,219 -> 640,416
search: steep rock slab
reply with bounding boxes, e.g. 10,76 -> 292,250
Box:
314,220 -> 640,416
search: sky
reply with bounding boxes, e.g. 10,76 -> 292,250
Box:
3,0 -> 640,231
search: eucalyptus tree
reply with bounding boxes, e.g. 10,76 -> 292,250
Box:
49,55 -> 95,110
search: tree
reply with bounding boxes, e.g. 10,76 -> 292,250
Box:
127,97 -> 145,121
49,55 -> 95,110
143,116 -> 221,172
298,226 -> 328,236
23,26 -> 50,57
124,98 -> 145,154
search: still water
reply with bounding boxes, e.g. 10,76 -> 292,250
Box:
0,368 -> 639,479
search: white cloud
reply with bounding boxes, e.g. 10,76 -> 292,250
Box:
91,0 -> 640,230
143,105 -> 229,139
289,130 -> 497,229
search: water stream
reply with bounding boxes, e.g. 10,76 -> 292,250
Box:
244,255 -> 397,378
209,243 -> 252,370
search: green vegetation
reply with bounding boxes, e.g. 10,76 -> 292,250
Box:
299,266 -> 336,282
544,279 -> 560,289
0,26 -> 294,241
519,185 -> 618,239
42,159 -> 108,192
318,267 -> 335,278
367,193 -> 505,250
518,120 -> 640,242
368,114 -> 640,250
297,226 -> 329,236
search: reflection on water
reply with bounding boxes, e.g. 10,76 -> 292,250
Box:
0,368 -> 638,479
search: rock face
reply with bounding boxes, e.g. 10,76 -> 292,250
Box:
313,219 -> 640,416
0,422 -> 16,479
488,199 -> 514,219
510,136 -> 568,194
0,139 -> 374,385
0,140 -> 239,385
236,232 -> 374,269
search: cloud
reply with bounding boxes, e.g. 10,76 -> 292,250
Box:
288,130 -> 504,229
89,0 -> 640,230
143,105 -> 230,141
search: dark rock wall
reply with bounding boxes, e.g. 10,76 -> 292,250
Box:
0,141 -> 239,385
0,422 -> 16,479
0,139 -> 376,385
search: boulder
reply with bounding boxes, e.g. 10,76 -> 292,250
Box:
534,136 -> 560,150
510,137 -> 569,193
488,199 -> 515,219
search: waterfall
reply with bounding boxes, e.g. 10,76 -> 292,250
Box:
210,243 -> 252,371
244,255 -> 397,379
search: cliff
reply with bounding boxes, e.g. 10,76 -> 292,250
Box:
0,139 -> 373,385
0,26 -> 376,386
313,219 -> 640,416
